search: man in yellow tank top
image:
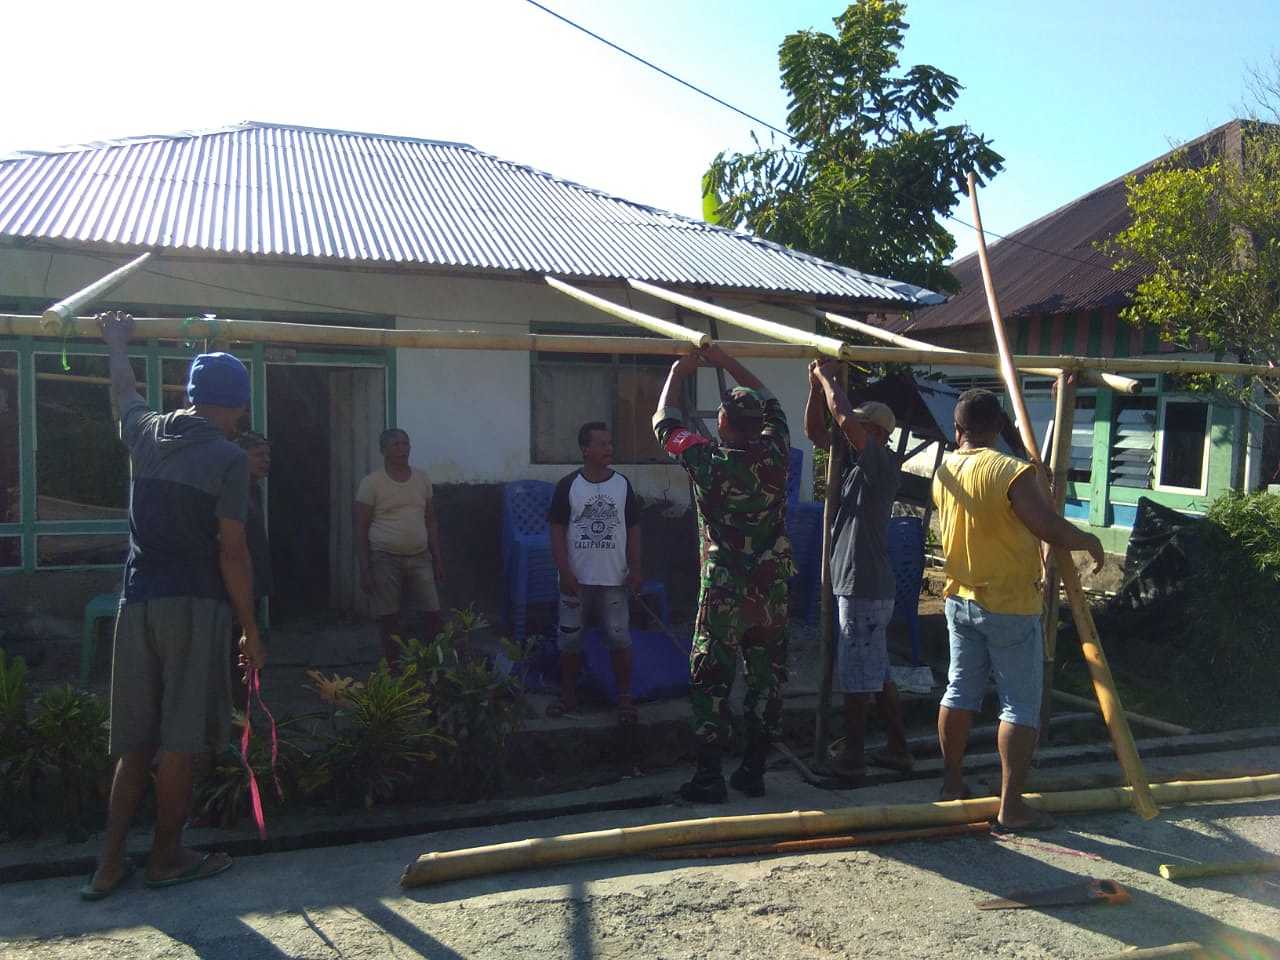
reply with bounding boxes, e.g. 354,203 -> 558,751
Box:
932,389 -> 1104,832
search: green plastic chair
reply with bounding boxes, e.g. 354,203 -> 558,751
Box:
80,593 -> 120,686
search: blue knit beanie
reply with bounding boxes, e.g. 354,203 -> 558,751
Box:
187,353 -> 250,408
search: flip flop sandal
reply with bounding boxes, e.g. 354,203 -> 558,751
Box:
144,852 -> 233,889
989,811 -> 1057,836
80,859 -> 137,901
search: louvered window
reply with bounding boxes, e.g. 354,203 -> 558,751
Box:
1110,377 -> 1159,489
1022,377 -> 1094,482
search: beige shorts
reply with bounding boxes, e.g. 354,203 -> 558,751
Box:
369,549 -> 440,617
109,596 -> 233,756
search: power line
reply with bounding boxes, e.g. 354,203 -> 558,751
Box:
523,0 -> 1125,276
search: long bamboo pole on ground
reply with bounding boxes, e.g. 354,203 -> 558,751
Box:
1158,857 -> 1280,881
40,252 -> 153,325
399,773 -> 1280,887
4,312 -> 1280,378
626,279 -> 850,359
967,172 -> 1159,820
652,821 -> 990,859
544,277 -> 710,347
813,366 -> 848,770
1039,372 -> 1078,738
814,308 -> 1142,395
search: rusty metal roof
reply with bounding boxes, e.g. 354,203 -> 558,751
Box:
897,121 -> 1248,334
0,121 -> 937,306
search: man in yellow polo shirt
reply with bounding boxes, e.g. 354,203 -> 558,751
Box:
932,389 -> 1104,833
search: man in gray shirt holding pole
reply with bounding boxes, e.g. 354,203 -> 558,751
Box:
806,361 -> 912,781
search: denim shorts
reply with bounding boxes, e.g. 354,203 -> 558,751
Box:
835,596 -> 894,695
940,596 -> 1043,729
558,585 -> 631,654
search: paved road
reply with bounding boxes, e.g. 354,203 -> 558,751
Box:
3,748 -> 1279,959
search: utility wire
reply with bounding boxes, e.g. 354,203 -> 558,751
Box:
523,0 -> 1126,275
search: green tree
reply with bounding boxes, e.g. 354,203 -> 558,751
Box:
703,0 -> 1003,294
1106,121 -> 1280,402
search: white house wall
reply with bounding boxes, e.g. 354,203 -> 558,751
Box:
0,247 -> 823,506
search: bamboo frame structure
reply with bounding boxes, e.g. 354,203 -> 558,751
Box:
626,278 -> 850,359
968,172 -> 1159,820
814,308 -> 1142,394
3,312 -> 1279,379
40,252 -> 152,325
1050,689 -> 1191,737
544,277 -> 710,347
399,773 -> 1280,888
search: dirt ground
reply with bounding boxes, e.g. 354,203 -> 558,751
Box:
3,744 -> 1278,959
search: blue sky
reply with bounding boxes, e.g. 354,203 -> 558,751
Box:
6,0 -> 1278,272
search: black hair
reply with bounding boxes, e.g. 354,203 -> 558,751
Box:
578,421 -> 609,449
954,389 -> 1005,436
379,427 -> 409,451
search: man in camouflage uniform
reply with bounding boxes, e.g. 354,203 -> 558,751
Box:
653,345 -> 793,802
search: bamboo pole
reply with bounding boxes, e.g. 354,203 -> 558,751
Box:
399,774 -> 1280,888
813,365 -> 848,770
815,308 -> 1142,394
1039,372 -> 1078,737
627,279 -> 848,359
968,172 -> 1159,820
3,312 -> 1279,377
652,821 -> 990,859
40,252 -> 153,326
1050,689 -> 1191,736
1158,857 -> 1280,881
1091,945 -> 1207,960
544,277 -> 710,347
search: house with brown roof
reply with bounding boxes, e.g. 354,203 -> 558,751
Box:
895,120 -> 1275,553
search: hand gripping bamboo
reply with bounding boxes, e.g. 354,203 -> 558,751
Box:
967,172 -> 1158,819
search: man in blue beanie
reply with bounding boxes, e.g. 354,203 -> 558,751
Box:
84,312 -> 265,899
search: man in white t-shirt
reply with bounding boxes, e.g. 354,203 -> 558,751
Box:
354,428 -> 445,670
547,421 -> 642,722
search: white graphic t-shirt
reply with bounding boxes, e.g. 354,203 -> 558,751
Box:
547,469 -> 639,585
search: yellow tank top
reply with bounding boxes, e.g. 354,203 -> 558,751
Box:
931,447 -> 1042,615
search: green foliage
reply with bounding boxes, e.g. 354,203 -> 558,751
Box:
704,0 -> 1003,293
29,685 -> 111,837
305,663 -> 445,809
195,710 -> 320,829
0,651 -> 37,837
1105,124 -> 1280,404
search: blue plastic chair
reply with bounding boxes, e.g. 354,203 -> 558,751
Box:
786,502 -> 825,624
887,516 -> 926,665
786,446 -> 803,509
501,480 -> 558,643
80,592 -> 120,686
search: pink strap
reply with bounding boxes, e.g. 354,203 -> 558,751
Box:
239,666 -> 281,840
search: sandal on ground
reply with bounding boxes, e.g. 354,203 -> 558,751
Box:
79,859 -> 137,901
545,698 -> 582,720
144,852 -> 233,889
989,810 -> 1057,835
869,749 -> 914,773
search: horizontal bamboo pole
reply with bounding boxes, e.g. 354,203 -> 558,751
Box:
627,278 -> 850,360
1158,857 -> 1280,881
816,308 -> 1142,394
399,774 -> 1280,888
653,821 -> 990,860
544,277 -> 710,347
1092,945 -> 1206,960
3,311 -> 1277,378
1051,689 -> 1192,737
41,252 -> 153,325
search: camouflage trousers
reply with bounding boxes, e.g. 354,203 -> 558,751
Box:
689,561 -> 790,749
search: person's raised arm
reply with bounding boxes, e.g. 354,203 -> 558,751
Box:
804,360 -> 832,449
1008,470 -> 1106,572
813,360 -> 869,452
655,350 -> 702,421
699,343 -> 763,391
98,311 -> 142,417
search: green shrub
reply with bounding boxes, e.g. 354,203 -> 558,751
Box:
0,651 -> 37,838
195,709 -> 319,829
29,685 -> 111,839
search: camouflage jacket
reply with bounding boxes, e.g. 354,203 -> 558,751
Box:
652,391 -> 794,579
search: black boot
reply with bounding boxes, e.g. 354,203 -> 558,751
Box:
678,747 -> 727,803
729,736 -> 769,797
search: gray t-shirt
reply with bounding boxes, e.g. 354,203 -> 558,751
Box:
829,433 -> 900,599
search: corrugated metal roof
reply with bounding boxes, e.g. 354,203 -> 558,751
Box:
0,121 -> 936,305
898,121 -> 1250,333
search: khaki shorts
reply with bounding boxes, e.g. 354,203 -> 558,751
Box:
369,549 -> 440,617
109,596 -> 233,756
